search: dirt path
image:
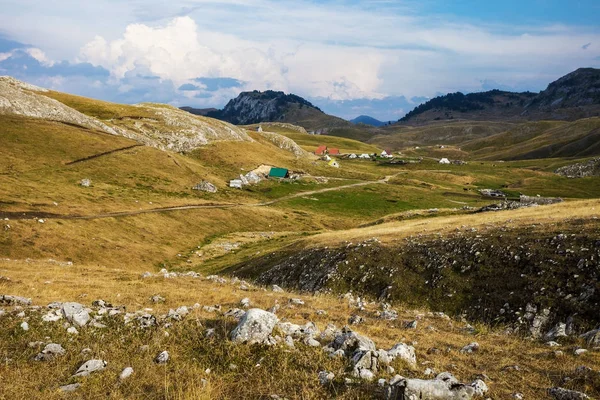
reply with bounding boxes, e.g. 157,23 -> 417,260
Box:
1,175 -> 396,221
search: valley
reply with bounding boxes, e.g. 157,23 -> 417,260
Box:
1,75 -> 599,400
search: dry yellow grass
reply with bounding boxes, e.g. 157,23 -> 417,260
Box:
308,199 -> 600,246
1,259 -> 598,399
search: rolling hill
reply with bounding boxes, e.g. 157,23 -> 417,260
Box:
350,115 -> 387,127
398,68 -> 600,125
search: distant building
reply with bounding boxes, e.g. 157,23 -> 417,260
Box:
328,160 -> 340,168
328,148 -> 340,155
381,150 -> 393,158
439,158 -> 451,164
348,153 -> 357,159
359,154 -> 370,159
268,167 -> 289,179
257,125 -> 263,132
229,179 -> 243,189
315,145 -> 327,155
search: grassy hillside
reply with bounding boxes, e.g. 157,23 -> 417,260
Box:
2,87 -> 600,400
464,118 -> 600,160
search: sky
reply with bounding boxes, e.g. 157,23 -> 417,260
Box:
0,0 -> 599,121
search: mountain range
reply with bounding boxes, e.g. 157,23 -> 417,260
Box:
182,68 -> 600,131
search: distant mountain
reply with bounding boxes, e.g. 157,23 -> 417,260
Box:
398,68 -> 600,124
350,115 -> 387,127
179,106 -> 218,116
184,90 -> 351,131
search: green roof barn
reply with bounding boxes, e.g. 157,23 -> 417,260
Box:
269,167 -> 289,179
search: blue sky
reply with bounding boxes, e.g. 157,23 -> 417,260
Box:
0,0 -> 598,120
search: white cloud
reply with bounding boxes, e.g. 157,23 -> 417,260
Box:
2,0 -> 600,106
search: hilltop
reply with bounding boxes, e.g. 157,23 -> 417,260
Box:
188,90 -> 352,132
398,68 -> 600,124
350,115 -> 388,127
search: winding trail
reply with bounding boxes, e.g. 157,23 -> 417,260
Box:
1,175 -> 397,221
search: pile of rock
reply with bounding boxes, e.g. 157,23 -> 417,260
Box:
555,158 -> 600,178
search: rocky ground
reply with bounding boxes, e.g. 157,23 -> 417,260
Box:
1,262 -> 599,399
556,158 -> 600,179
230,219 -> 600,336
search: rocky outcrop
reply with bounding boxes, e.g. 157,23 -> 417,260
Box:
256,130 -> 312,158
0,76 -> 119,135
231,226 -> 600,331
0,77 -> 253,152
555,158 -> 600,178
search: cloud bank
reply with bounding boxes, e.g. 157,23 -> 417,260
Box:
0,0 -> 599,119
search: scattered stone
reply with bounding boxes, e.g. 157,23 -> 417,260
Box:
34,343 -> 66,361
240,298 -> 251,308
387,343 -> 417,366
547,341 -> 561,347
460,342 -> 480,353
202,305 -> 221,313
192,181 -> 217,193
574,349 -> 588,356
67,327 -> 79,335
318,371 -> 335,385
73,359 -> 107,377
272,285 -> 284,293
404,320 -> 418,329
61,302 -> 90,327
20,321 -> 29,331
154,351 -> 169,364
80,179 -> 91,187
224,308 -> 246,321
548,387 -> 590,400
59,383 -> 81,392
471,379 -> 488,396
289,298 -> 304,306
348,314 -> 364,325
151,295 -> 165,303
141,272 -> 153,279
385,373 -> 476,400
580,329 -> 600,347
545,323 -> 567,341
119,367 -> 134,380
230,308 -> 278,345
330,328 -> 376,356
0,295 -> 32,306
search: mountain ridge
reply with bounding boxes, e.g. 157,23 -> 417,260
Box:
397,68 -> 600,124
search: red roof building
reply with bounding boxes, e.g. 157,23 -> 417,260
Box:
328,148 -> 340,155
315,145 -> 327,155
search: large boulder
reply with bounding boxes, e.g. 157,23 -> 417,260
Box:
579,329 -> 600,346
61,302 -> 90,326
548,387 -> 591,400
385,373 -> 476,400
387,343 -> 417,366
330,327 -> 376,356
230,308 -> 278,345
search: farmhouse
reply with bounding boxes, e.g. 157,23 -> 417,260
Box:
348,153 -> 357,159
328,148 -> 340,155
439,158 -> 451,164
359,153 -> 370,159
